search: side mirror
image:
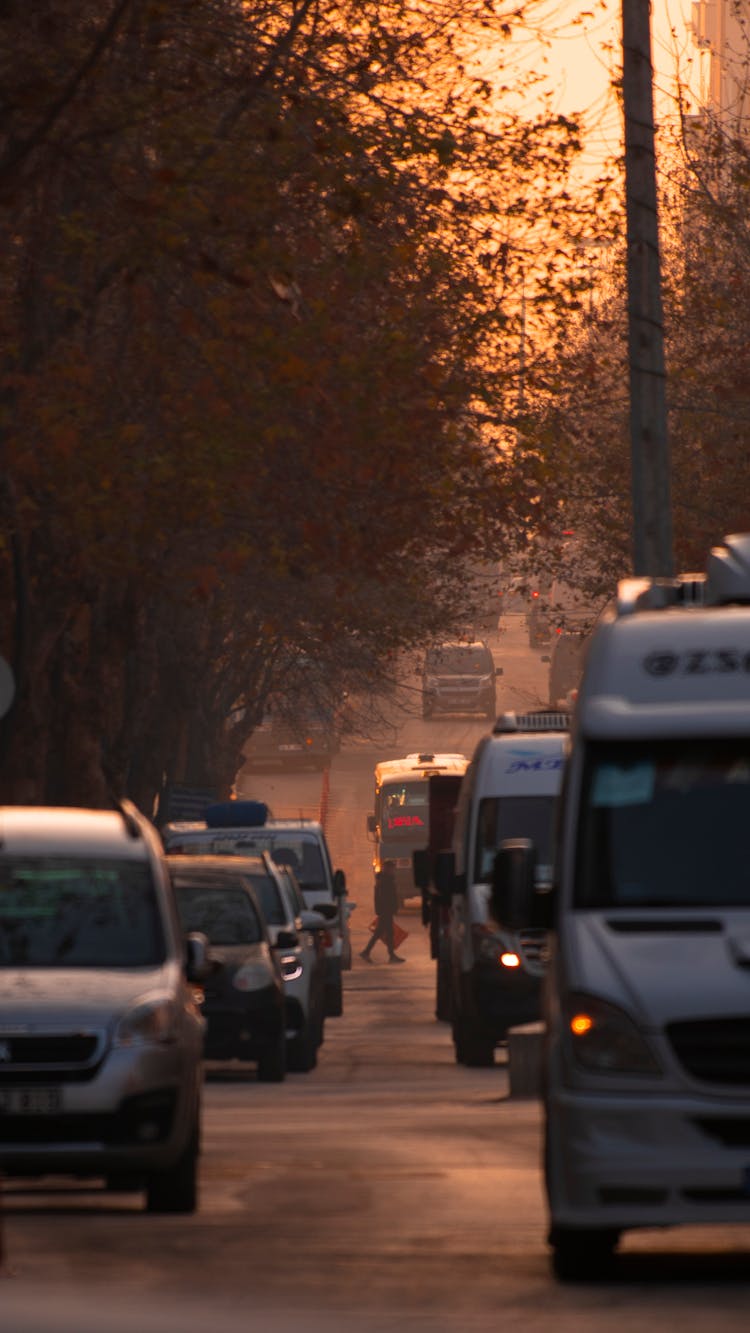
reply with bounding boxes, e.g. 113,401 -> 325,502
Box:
333,868 -> 347,897
490,839 -> 536,931
412,848 -> 431,892
275,929 -> 299,949
366,813 -> 376,835
185,931 -> 211,983
495,666 -> 504,677
434,849 -> 457,904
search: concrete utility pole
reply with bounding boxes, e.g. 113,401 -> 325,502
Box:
622,0 -> 674,576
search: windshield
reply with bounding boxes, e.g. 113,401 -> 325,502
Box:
426,647 -> 490,674
246,873 -> 287,926
576,739 -> 750,908
162,830 -> 329,894
380,781 -> 428,837
474,796 -> 557,881
174,882 -> 262,945
0,858 -> 165,967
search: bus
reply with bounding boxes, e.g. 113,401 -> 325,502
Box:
366,752 -> 469,905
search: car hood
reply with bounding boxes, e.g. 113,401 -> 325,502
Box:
566,911 -> 750,1027
0,964 -> 177,1027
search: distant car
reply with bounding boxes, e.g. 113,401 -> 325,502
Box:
421,640 -> 501,720
162,803 -> 354,1018
547,630 -> 588,708
0,803 -> 206,1213
168,856 -> 288,1081
244,701 -> 338,772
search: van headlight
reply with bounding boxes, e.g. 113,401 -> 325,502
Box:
565,993 -> 662,1075
114,994 -> 179,1047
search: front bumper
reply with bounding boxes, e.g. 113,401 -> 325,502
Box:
202,985 -> 285,1058
0,1043 -> 199,1176
468,961 -> 542,1038
547,1083 -> 750,1230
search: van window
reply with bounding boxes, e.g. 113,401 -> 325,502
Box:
380,781 -> 428,834
474,796 -> 557,881
576,739 -> 750,908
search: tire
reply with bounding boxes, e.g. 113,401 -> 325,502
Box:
436,958 -> 452,1023
145,1118 -> 199,1214
324,980 -> 343,1018
287,1017 -> 318,1073
453,1014 -> 495,1067
257,1031 -> 286,1082
549,1226 -> 619,1282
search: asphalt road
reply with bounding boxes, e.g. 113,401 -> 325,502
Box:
4,625 -> 750,1330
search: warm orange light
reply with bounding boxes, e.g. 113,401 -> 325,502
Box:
570,1013 -> 594,1036
500,951 -> 521,968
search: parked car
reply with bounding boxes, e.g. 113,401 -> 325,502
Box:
162,802 -> 353,1018
0,802 -> 207,1213
421,640 -> 501,720
170,853 -> 328,1075
168,855 -> 288,1081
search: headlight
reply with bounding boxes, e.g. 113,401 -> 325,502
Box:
114,994 -> 179,1047
232,962 -> 274,991
565,992 -> 662,1075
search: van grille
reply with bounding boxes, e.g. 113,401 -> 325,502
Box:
666,1018 -> 750,1085
0,1031 -> 104,1083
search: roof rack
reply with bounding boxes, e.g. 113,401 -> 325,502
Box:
615,533 -> 750,616
117,798 -> 143,840
493,710 -> 570,734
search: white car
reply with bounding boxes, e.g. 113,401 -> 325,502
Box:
0,803 -> 206,1212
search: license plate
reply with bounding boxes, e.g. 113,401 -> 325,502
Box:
278,744 -> 302,752
0,1087 -> 62,1115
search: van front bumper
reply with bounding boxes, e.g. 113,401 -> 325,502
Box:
546,1083 -> 750,1230
0,1043 -> 199,1178
469,961 -> 541,1039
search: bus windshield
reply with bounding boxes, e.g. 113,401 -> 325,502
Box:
380,781 -> 428,836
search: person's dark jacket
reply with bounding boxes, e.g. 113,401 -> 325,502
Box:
374,868 -> 398,919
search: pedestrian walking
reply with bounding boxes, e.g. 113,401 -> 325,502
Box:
360,859 -> 406,964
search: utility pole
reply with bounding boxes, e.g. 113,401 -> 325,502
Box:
622,0 -> 674,576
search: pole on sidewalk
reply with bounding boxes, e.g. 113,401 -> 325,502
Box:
622,0 -> 674,577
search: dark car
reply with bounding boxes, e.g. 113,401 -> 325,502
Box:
422,640 -> 501,720
243,700 -> 338,771
169,857 -> 288,1082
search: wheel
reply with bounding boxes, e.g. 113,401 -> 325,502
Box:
287,1017 -> 318,1073
435,958 -> 452,1023
453,1014 -> 495,1067
145,1118 -> 199,1214
324,980 -> 343,1018
257,1031 -> 286,1082
549,1226 -> 619,1282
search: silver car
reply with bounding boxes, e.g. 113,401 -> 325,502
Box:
0,804 -> 206,1212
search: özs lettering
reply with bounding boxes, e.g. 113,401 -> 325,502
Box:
643,649 -> 750,677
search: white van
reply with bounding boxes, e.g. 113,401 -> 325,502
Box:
442,711 -> 568,1066
491,533 -> 750,1278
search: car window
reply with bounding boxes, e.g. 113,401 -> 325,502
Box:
246,872 -> 288,926
268,839 -> 327,894
173,881 -> 262,945
0,858 -> 165,968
